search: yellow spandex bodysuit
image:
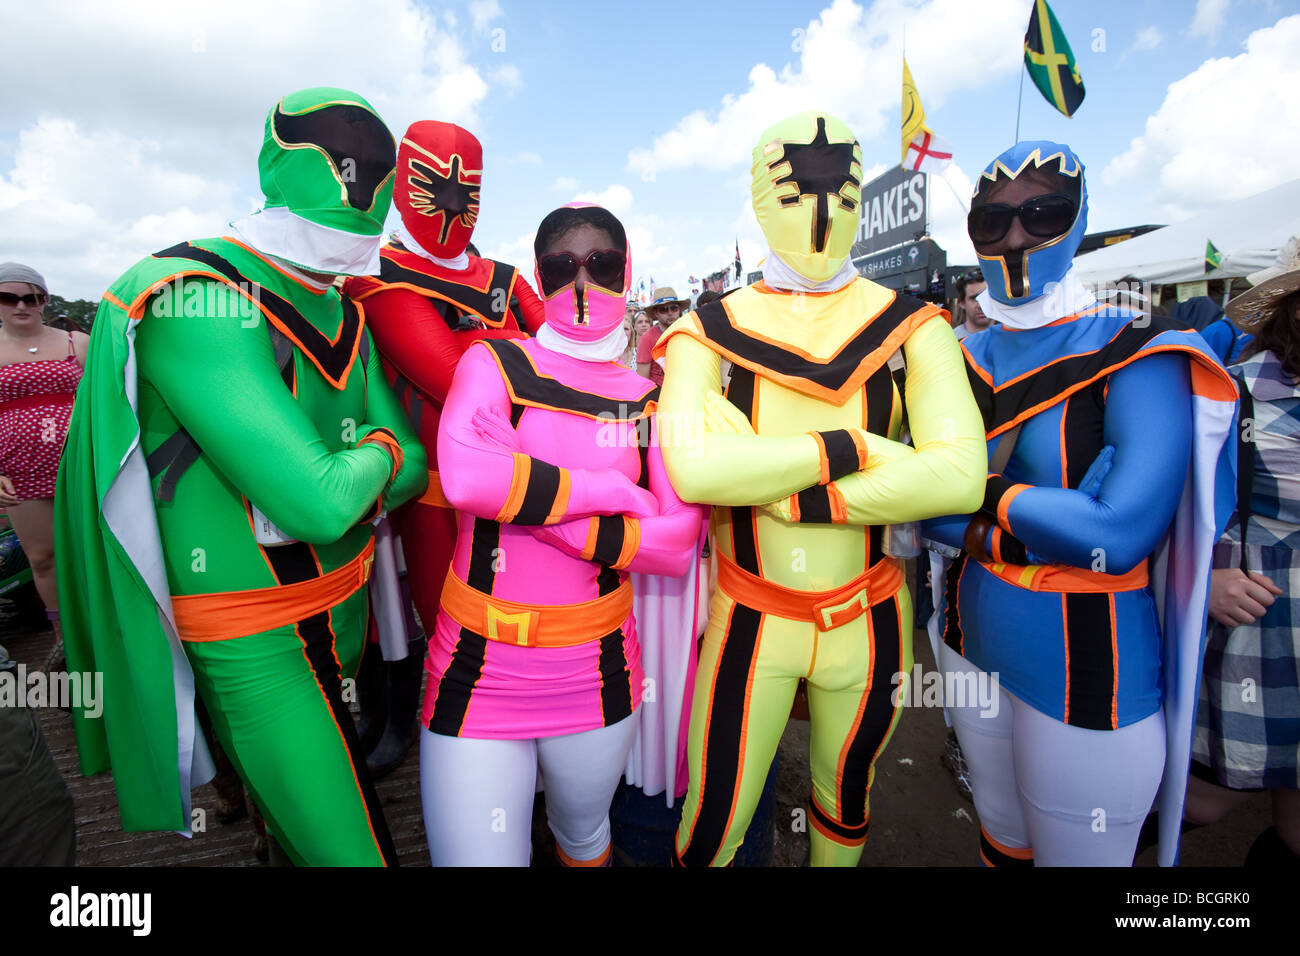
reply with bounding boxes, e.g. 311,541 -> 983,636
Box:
657,112 -> 985,866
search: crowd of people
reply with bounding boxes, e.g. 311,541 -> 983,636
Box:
1,88 -> 1296,869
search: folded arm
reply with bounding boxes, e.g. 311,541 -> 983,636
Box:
137,283 -> 398,544
437,342 -> 657,523
531,418 -> 707,577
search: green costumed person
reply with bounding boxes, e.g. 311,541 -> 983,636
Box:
55,87 -> 428,866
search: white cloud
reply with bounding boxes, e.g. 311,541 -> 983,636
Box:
1127,26 -> 1163,55
468,0 -> 503,32
1103,14 -> 1300,221
574,184 -> 635,216
551,176 -> 580,192
1189,0 -> 1230,41
626,0 -> 1025,180
0,0 -> 522,298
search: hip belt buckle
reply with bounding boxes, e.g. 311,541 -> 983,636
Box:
484,604 -> 538,647
812,586 -> 870,633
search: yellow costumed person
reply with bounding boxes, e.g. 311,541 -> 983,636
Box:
656,112 -> 986,866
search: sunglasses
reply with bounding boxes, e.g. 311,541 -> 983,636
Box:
0,292 -> 46,307
538,249 -> 625,295
967,194 -> 1076,245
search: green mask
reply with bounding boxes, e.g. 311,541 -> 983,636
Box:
258,87 -> 397,237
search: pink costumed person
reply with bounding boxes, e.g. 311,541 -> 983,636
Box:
418,203 -> 706,866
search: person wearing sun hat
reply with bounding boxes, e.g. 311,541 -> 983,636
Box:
54,87 -> 427,864
636,286 -> 690,385
1185,237 -> 1300,865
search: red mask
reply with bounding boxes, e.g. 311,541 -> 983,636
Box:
395,121 -> 483,258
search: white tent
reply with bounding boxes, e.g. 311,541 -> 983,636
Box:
1074,178 -> 1300,285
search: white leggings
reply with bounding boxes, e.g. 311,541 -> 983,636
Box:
939,644 -> 1164,866
419,714 -> 638,866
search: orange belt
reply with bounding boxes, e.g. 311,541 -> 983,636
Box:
978,558 -> 1149,593
716,552 -> 904,632
439,569 -> 633,648
417,470 -> 453,508
172,539 -> 375,642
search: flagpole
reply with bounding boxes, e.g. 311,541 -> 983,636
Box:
1015,66 -> 1025,142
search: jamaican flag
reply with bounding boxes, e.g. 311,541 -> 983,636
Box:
1024,0 -> 1085,118
1205,239 -> 1223,273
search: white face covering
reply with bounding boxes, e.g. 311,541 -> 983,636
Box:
761,245 -> 859,294
394,222 -> 470,272
535,320 -> 629,363
229,206 -> 384,276
977,266 -> 1098,331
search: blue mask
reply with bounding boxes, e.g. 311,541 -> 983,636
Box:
970,141 -> 1087,305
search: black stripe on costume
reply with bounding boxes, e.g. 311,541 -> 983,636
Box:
678,603 -> 763,867
942,553 -> 967,654
693,294 -> 925,391
796,486 -> 833,524
810,797 -> 868,843
1064,593 -> 1118,730
835,596 -> 903,831
868,524 -> 884,567
466,518 -> 501,595
378,250 -> 516,327
980,828 -> 1033,868
724,365 -> 762,573
294,608 -> 398,865
152,242 -> 362,387
484,339 -> 657,421
1060,386 -> 1106,490
725,364 -> 756,420
974,318 -> 1181,435
819,429 -> 861,482
427,626 -> 487,737
513,460 -> 562,526
597,628 -> 633,725
590,516 -> 626,567
996,531 -> 1031,566
865,363 -> 894,437
596,566 -> 621,596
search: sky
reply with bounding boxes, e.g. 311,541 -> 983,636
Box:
1,0 -> 1297,301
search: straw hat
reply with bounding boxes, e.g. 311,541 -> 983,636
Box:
648,286 -> 690,309
1226,236 -> 1300,330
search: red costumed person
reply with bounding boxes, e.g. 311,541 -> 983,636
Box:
344,121 -> 544,776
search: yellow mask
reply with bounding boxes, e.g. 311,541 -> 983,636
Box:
751,112 -> 863,282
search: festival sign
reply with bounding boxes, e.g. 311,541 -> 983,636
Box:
856,165 -> 927,255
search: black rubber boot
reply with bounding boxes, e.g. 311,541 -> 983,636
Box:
354,644 -> 388,758
366,636 -> 426,780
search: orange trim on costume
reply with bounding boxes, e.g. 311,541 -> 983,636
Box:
173,540 -> 375,642
716,552 -> 903,632
827,483 -> 848,524
497,453 -> 531,522
102,290 -> 130,311
962,340 -> 993,386
1062,593 -> 1072,724
418,470 -> 453,508
679,601 -> 735,860
438,569 -> 632,648
849,429 -> 869,471
996,483 -> 1031,530
809,431 -> 832,485
1108,592 -> 1120,731
357,430 -> 403,483
545,469 -> 572,525
1059,396 -> 1070,488
787,494 -> 801,524
809,794 -> 869,847
990,526 -> 1004,564
555,843 -> 611,867
480,341 -> 657,423
986,342 -> 1238,439
981,826 -> 1033,862
613,516 -> 641,570
979,558 -> 1148,594
582,517 -> 601,561
716,611 -> 765,865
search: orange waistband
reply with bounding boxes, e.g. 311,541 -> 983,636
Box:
172,539 -> 375,642
439,569 -> 632,648
978,558 -> 1149,593
716,552 -> 904,632
417,470 -> 453,508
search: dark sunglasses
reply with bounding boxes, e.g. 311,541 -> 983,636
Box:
538,249 -> 625,295
967,194 -> 1076,245
0,292 -> 46,307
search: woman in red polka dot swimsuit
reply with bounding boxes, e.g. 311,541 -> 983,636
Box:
0,263 -> 88,662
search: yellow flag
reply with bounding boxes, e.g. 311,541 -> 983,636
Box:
901,58 -> 927,164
